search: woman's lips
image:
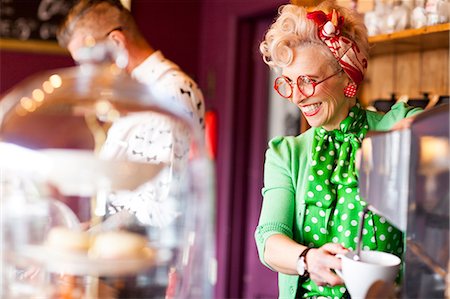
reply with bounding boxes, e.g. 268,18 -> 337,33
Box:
301,103 -> 322,117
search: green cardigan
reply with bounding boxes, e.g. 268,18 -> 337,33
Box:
254,103 -> 422,299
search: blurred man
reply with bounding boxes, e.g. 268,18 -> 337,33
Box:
57,0 -> 205,227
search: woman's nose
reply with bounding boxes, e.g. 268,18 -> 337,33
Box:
291,87 -> 307,105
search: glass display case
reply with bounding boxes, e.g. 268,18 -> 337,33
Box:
0,46 -> 216,299
359,104 -> 449,297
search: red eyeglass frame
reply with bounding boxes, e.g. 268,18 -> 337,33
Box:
274,69 -> 342,99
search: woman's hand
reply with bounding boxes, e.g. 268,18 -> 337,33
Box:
306,243 -> 348,286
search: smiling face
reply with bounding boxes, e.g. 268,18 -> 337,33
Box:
281,46 -> 355,130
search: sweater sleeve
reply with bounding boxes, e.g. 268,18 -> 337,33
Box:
255,136 -> 297,269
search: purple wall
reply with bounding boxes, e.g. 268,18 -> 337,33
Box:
131,0 -> 201,81
0,51 -> 74,94
197,1 -> 287,298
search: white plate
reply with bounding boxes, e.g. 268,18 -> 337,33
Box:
40,149 -> 166,196
21,245 -> 159,276
0,144 -> 166,197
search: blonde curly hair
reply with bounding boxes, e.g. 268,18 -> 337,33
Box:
260,0 -> 369,73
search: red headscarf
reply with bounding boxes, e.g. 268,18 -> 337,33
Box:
307,9 -> 367,86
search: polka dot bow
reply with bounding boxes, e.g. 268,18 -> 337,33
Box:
306,103 -> 368,209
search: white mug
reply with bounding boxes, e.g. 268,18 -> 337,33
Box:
336,250 -> 401,299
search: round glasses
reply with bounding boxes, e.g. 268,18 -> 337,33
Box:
274,70 -> 342,99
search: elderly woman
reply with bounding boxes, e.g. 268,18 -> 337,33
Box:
254,1 -> 421,298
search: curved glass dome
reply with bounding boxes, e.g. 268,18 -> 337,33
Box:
0,50 -> 215,299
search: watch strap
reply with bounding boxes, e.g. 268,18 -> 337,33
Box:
298,247 -> 312,277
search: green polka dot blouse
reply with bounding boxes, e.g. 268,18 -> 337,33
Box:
301,104 -> 403,298
255,103 -> 422,299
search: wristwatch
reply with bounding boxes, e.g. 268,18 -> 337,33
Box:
296,247 -> 312,277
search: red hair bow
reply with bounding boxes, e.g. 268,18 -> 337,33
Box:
306,9 -> 367,86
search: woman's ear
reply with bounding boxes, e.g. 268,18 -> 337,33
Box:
342,72 -> 352,86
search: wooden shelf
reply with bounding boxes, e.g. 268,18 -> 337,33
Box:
0,38 -> 69,55
368,23 -> 450,56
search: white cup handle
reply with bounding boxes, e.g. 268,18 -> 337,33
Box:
335,253 -> 344,279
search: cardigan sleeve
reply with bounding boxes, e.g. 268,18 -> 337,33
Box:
255,136 -> 297,269
367,102 -> 423,131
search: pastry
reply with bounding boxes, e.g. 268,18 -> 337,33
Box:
89,230 -> 148,259
46,227 -> 91,252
